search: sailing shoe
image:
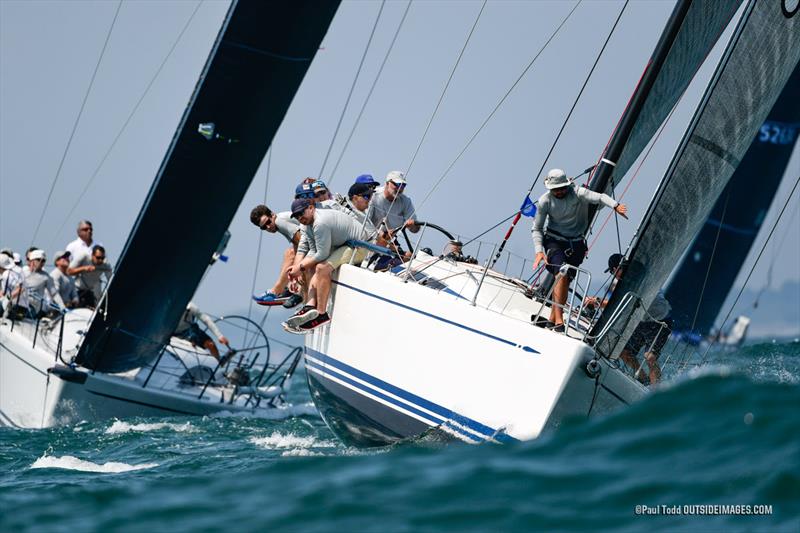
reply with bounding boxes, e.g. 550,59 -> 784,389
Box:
298,312 -> 331,332
286,305 -> 319,328
253,291 -> 290,306
549,323 -> 566,333
282,293 -> 304,309
281,321 -> 306,335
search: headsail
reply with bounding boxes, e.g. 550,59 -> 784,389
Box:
664,65 -> 800,337
592,0 -> 800,357
76,0 -> 340,372
588,0 -> 740,198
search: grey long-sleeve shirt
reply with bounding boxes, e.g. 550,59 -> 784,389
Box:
302,209 -> 372,263
531,185 -> 618,253
297,199 -> 363,256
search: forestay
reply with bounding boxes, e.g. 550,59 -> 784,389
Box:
664,65 -> 800,336
593,0 -> 800,357
76,0 -> 340,372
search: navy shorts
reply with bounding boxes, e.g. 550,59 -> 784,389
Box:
624,318 -> 673,356
176,323 -> 212,347
543,236 -> 587,278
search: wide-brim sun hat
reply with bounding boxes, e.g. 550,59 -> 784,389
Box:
544,168 -> 572,190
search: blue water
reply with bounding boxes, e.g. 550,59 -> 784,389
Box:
2,341 -> 798,532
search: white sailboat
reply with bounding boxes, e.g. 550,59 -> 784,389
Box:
0,0 -> 339,429
302,0 -> 800,446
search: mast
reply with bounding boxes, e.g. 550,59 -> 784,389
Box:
586,0 -> 692,203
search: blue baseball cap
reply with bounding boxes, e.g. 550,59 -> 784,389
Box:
312,179 -> 328,192
291,198 -> 313,218
355,174 -> 379,186
295,182 -> 315,199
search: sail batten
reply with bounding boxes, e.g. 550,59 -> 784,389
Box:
593,0 -> 800,357
76,0 -> 340,372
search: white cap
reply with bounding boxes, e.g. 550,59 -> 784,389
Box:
54,250 -> 70,263
544,168 -> 571,190
0,254 -> 13,270
12,252 -> 21,265
29,249 -> 46,261
386,170 -> 407,185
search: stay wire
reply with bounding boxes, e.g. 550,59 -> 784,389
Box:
246,149 -> 273,345
753,202 -> 799,308
701,173 -> 800,364
32,0 -> 123,246
319,1 -> 386,179
411,0 -> 582,219
328,0 -> 412,186
49,0 -> 204,249
404,0 -> 487,181
524,0 -> 630,198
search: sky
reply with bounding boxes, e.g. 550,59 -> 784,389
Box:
1,0 -> 798,331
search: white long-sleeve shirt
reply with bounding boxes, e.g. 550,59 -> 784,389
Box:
531,185 -> 618,253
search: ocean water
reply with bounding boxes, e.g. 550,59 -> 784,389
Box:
1,341 -> 798,532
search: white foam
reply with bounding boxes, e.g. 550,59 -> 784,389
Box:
249,431 -> 336,450
104,420 -> 194,434
30,455 -> 158,473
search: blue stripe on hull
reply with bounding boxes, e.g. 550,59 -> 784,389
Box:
305,348 -> 517,444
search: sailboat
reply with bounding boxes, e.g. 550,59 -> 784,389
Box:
302,0 -> 799,446
0,0 -> 340,429
664,65 -> 800,346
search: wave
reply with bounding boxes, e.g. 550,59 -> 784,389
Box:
30,455 -> 158,473
249,431 -> 336,451
105,420 -> 195,434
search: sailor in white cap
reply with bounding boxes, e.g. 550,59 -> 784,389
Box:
0,253 -> 23,316
368,170 -> 419,234
531,168 -> 628,332
24,249 -> 65,316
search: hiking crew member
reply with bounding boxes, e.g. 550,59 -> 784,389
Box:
68,244 -> 112,308
285,198 -> 374,332
250,205 -> 303,308
51,250 -> 79,308
23,249 -> 65,316
532,168 -> 628,332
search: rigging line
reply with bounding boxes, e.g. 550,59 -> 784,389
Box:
701,173 -> 800,364
49,0 -> 204,249
688,189 -> 731,334
246,149 -> 273,347
462,211 -> 519,247
587,103 -> 676,250
753,200 -> 799,308
611,180 -> 622,253
411,0 -> 582,218
525,0 -> 630,198
318,1 -> 386,179
31,0 -> 123,246
328,0 -> 412,186
404,0 -> 487,181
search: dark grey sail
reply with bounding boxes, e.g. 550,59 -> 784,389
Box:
593,0 -> 800,358
665,65 -> 800,337
587,0 -> 740,199
76,0 -> 340,372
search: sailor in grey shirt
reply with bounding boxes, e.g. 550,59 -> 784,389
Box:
50,250 -> 79,308
368,171 -> 419,233
68,244 -> 112,306
531,169 -> 628,331
23,249 -> 65,314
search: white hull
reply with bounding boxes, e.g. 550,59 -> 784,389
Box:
304,258 -> 645,446
0,310 -> 294,428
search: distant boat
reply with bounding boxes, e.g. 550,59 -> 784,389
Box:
302,0 -> 798,446
0,0 -> 340,429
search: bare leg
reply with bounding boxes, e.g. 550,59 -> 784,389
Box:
313,262 -> 333,314
270,247 -> 296,294
550,275 -> 569,325
645,351 -> 662,384
202,339 -> 220,359
619,349 -> 646,383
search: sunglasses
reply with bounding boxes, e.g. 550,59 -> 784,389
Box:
259,216 -> 273,230
361,194 -> 373,200
314,190 -> 328,197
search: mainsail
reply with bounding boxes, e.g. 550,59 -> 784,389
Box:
664,65 -> 800,336
593,0 -> 800,357
587,0 -> 740,199
76,0 -> 340,372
